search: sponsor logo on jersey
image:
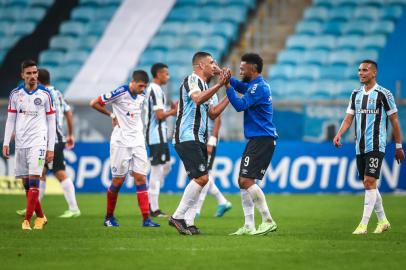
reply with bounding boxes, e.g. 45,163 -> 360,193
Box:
250,84 -> 258,94
356,108 -> 379,114
199,164 -> 206,172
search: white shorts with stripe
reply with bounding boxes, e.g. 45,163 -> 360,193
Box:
110,145 -> 149,177
15,146 -> 47,177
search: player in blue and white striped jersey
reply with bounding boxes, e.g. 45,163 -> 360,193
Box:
145,63 -> 177,218
334,60 -> 404,234
169,51 -> 230,235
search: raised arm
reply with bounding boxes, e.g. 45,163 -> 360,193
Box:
230,77 -> 249,94
208,96 -> 229,120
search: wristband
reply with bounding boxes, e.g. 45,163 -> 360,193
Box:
396,143 -> 402,149
208,136 -> 217,146
110,113 -> 116,119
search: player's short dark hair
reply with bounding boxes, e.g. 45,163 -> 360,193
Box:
241,53 -> 263,73
192,51 -> 212,65
132,70 -> 149,83
38,68 -> 50,85
151,63 -> 168,78
21,59 -> 37,72
361,59 -> 378,70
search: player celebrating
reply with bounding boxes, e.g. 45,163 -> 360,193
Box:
169,51 -> 229,235
226,53 -> 278,236
334,60 -> 404,234
3,60 -> 56,230
145,63 -> 177,218
90,70 -> 159,227
16,68 -> 80,218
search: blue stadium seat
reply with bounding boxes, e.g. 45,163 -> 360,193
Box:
312,35 -> 336,50
31,0 -> 54,8
219,6 -> 248,24
303,6 -> 329,22
23,7 -> 46,22
0,21 -> 13,36
329,50 -> 356,66
50,35 -> 79,51
296,21 -> 322,35
294,65 -> 320,80
202,35 -> 228,51
337,35 -> 362,50
183,21 -> 211,36
277,50 -> 302,65
336,80 -> 361,98
138,49 -> 167,66
13,21 -> 36,35
303,50 -> 329,65
60,21 -> 87,37
387,0 -> 406,5
355,49 -> 379,63
64,50 -> 90,65
166,49 -> 195,65
149,35 -> 178,50
1,6 -> 22,21
7,0 -> 28,8
370,20 -> 395,35
85,20 -> 109,36
0,36 -> 19,50
362,34 -> 386,50
268,65 -> 293,80
77,35 -> 99,50
313,0 -> 335,7
358,0 -> 385,6
210,22 -> 238,40
167,7 -> 199,21
177,34 -> 205,49
286,35 -> 313,50
56,63 -> 82,81
39,50 -> 65,66
329,6 -> 353,21
312,80 -> 337,96
158,22 -> 183,35
335,0 -> 358,6
343,21 -> 371,35
320,66 -> 349,80
354,6 -> 380,21
323,21 -> 345,35
95,6 -> 117,20
71,7 -> 97,22
380,5 -> 403,20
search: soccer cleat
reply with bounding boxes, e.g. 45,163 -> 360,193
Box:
373,219 -> 391,234
16,208 -> 26,216
33,217 -> 46,230
352,224 -> 368,234
187,225 -> 201,235
215,201 -> 232,217
150,209 -> 168,218
59,210 -> 81,218
253,221 -> 278,235
22,220 -> 32,231
168,216 -> 192,235
229,226 -> 256,236
142,219 -> 160,227
104,216 -> 119,227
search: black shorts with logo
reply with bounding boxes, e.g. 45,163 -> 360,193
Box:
45,142 -> 66,172
207,145 -> 217,171
175,141 -> 208,179
148,143 -> 170,166
356,151 -> 385,180
240,137 -> 276,180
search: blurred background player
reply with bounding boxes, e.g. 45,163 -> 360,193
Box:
226,53 -> 278,236
334,60 -> 404,234
3,60 -> 56,230
145,63 -> 177,218
90,70 -> 159,228
169,51 -> 229,235
15,68 -> 80,218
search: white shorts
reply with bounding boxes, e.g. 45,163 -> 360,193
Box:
15,146 -> 47,177
110,145 -> 149,177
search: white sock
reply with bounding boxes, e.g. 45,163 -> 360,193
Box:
148,165 -> 162,212
60,178 -> 79,211
39,180 -> 46,202
209,181 -> 227,205
173,180 -> 203,220
361,189 -> 377,225
240,189 -> 255,229
374,188 -> 387,222
192,179 -> 211,217
247,184 -> 273,223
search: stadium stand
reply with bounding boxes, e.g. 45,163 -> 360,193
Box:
269,0 -> 405,100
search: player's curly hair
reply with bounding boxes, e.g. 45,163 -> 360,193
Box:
241,53 -> 263,73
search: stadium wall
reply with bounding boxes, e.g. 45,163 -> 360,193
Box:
1,141 -> 405,194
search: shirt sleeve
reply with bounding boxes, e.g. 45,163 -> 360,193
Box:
382,90 -> 397,116
346,92 -> 356,115
45,90 -> 56,115
60,91 -> 71,112
230,77 -> 249,94
185,75 -> 201,97
97,86 -> 126,105
7,90 -> 17,113
151,88 -> 165,111
226,83 -> 264,112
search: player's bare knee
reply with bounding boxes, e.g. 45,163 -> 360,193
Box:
363,176 -> 377,189
238,177 -> 255,189
112,177 -> 125,187
133,172 -> 146,185
195,174 -> 209,186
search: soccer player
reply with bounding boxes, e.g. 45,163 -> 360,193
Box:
145,63 -> 177,217
225,53 -> 278,236
90,70 -> 159,227
169,51 -> 229,235
333,60 -> 404,234
3,59 -> 56,230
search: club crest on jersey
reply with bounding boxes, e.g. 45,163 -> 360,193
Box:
105,93 -> 112,99
250,84 -> 258,94
34,98 -> 42,105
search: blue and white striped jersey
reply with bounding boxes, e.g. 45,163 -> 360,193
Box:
47,86 -> 71,143
207,94 -> 218,136
145,82 -> 168,145
173,73 -> 214,144
346,84 -> 397,155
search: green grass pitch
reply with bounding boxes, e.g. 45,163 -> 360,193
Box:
1,193 -> 405,270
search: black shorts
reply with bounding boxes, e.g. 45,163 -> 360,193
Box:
148,143 -> 170,165
175,141 -> 208,179
46,142 -> 66,172
207,145 -> 217,171
356,151 -> 385,180
240,137 -> 276,180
